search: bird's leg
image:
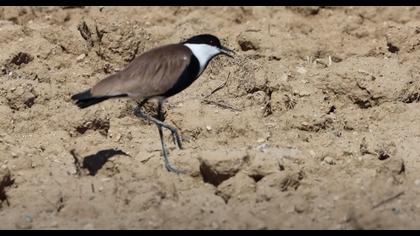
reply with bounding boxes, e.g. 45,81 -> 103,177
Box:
156,122 -> 183,173
133,101 -> 174,133
157,100 -> 183,149
133,100 -> 184,173
134,101 -> 183,149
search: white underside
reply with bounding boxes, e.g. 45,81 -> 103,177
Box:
184,43 -> 221,75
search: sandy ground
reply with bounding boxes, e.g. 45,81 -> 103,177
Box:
1,6 -> 420,229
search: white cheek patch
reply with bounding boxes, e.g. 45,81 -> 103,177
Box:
184,43 -> 220,75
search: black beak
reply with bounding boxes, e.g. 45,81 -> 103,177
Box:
219,45 -> 235,58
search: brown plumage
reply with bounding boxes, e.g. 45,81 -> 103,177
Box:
92,44 -> 192,99
71,44 -> 194,108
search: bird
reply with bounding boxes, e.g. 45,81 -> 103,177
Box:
71,34 -> 234,173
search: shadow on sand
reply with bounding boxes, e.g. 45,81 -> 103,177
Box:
82,149 -> 130,176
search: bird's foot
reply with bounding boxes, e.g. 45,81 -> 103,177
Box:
165,162 -> 185,174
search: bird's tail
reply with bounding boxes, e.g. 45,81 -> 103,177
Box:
71,89 -> 127,109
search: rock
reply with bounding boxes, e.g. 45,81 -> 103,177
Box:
76,53 -> 86,62
199,149 -> 249,186
238,39 -> 258,51
254,70 -> 268,90
216,172 -> 256,203
257,171 -> 305,193
321,57 -> 413,109
384,23 -> 420,54
237,32 -> 261,51
169,150 -> 201,177
323,156 -> 335,165
245,151 -> 282,181
294,203 -> 308,213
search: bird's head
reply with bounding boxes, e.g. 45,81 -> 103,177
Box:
183,34 -> 235,59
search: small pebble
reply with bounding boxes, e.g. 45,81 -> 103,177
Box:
414,179 -> 420,186
323,156 -> 335,165
206,125 -> 212,131
210,221 -> 219,229
257,138 -> 265,143
309,150 -> 316,157
296,66 -> 307,74
297,90 -> 311,96
257,143 -> 269,152
76,54 -> 86,62
294,204 -> 306,213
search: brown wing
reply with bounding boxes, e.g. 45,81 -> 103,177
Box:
91,44 -> 192,99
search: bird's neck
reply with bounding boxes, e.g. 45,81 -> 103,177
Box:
184,43 -> 220,76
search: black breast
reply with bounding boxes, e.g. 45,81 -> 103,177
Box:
161,54 -> 200,98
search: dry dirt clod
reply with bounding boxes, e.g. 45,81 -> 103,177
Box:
216,172 -> 256,203
245,151 -> 282,181
199,149 -> 249,187
238,39 -> 258,51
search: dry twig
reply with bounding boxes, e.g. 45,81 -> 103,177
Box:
372,191 -> 404,209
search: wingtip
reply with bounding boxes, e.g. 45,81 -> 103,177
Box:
71,89 -> 92,101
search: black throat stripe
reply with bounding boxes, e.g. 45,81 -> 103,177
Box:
161,54 -> 201,98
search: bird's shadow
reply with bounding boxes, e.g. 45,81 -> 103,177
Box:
82,149 -> 130,176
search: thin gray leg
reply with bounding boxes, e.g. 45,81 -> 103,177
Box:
156,123 -> 183,173
157,100 -> 183,149
134,100 -> 184,173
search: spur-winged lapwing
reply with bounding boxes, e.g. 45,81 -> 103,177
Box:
71,34 -> 234,173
